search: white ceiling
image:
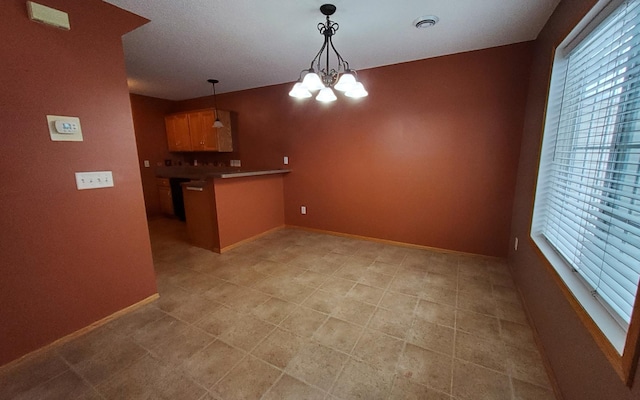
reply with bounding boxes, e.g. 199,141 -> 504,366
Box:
104,0 -> 560,101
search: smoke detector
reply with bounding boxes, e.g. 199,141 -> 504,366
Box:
414,15 -> 439,29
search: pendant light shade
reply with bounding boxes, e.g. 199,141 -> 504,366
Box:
301,72 -> 325,91
290,4 -> 367,102
289,82 -> 312,98
207,78 -> 224,128
345,82 -> 368,98
316,87 -> 337,102
334,72 -> 357,92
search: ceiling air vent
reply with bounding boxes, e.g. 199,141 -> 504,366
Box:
413,15 -> 439,29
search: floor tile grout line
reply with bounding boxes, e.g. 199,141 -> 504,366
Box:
78,349 -> 150,397
451,260 -> 461,397
219,334 -> 333,399
306,252 -> 384,398
337,252 -> 412,399
382,268 -> 426,399
257,370 -> 285,400
31,354 -> 106,400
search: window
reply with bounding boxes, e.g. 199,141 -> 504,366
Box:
532,0 -> 640,382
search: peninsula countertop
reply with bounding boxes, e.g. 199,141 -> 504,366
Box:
155,166 -> 291,180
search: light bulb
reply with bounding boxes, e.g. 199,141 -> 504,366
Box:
316,87 -> 337,102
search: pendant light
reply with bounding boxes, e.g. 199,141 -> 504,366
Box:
289,4 -> 367,102
207,79 -> 224,128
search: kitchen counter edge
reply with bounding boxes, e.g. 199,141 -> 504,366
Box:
156,168 -> 291,180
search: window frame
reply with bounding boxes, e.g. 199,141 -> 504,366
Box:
531,0 -> 640,385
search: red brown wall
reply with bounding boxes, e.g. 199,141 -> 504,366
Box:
0,0 -> 157,366
130,94 -> 176,217
214,175 -> 285,250
509,0 -> 640,398
173,42 -> 533,257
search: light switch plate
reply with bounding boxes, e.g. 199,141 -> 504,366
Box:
284,156 -> 289,165
75,171 -> 114,190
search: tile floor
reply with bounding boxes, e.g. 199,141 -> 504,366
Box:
0,218 -> 556,399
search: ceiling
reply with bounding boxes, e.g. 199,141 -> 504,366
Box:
104,0 -> 560,101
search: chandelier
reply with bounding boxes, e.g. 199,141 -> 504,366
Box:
289,4 -> 368,102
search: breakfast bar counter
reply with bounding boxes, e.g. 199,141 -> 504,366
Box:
158,167 -> 289,253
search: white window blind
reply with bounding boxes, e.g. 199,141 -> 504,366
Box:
533,0 -> 640,340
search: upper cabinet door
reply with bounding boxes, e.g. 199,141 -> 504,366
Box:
165,109 -> 233,152
165,113 -> 191,151
188,111 -> 213,151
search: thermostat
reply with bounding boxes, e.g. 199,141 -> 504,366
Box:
47,115 -> 83,141
54,120 -> 79,134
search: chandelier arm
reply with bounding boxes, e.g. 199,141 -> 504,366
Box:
328,35 -> 349,72
309,39 -> 328,71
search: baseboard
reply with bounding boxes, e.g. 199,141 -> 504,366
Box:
0,293 -> 159,371
508,267 -> 564,400
219,225 -> 285,253
286,225 -> 504,261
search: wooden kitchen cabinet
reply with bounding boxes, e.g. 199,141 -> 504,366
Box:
165,109 -> 233,152
165,113 -> 191,151
189,109 -> 232,152
157,178 -> 174,216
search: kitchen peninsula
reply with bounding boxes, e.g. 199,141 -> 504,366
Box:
156,166 -> 290,253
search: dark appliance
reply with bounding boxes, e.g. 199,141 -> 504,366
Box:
169,177 -> 190,221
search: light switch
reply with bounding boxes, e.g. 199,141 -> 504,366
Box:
75,171 -> 114,190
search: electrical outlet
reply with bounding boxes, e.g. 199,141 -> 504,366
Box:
284,156 -> 289,165
143,160 -> 150,168
514,237 -> 519,251
301,206 -> 307,215
75,171 -> 114,190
